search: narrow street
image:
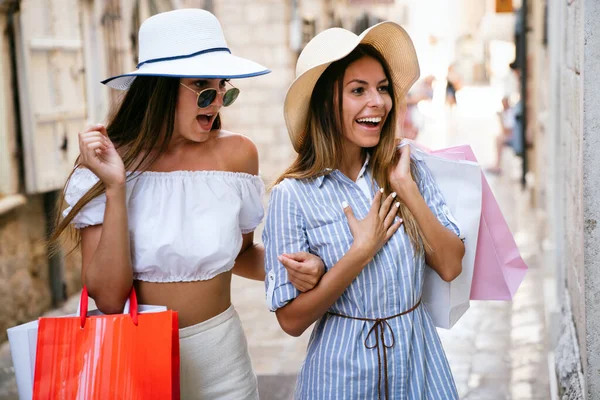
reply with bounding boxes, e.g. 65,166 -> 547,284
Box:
0,87 -> 551,400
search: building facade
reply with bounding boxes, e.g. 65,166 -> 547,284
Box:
528,0 -> 599,397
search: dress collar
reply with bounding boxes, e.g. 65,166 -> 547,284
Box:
315,153 -> 371,188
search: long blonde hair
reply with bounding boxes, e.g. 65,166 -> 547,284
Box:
276,44 -> 426,251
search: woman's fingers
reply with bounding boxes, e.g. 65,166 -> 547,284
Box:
385,219 -> 403,240
368,188 -> 384,215
79,129 -> 114,160
79,128 -> 113,150
378,191 -> 397,220
279,255 -> 320,281
80,130 -> 104,138
86,141 -> 106,152
80,134 -> 105,152
384,200 -> 400,228
342,201 -> 358,234
284,252 -> 325,280
279,255 -> 321,290
79,132 -> 104,149
278,255 -> 304,272
80,134 -> 107,144
95,124 -> 108,137
286,268 -> 316,292
80,135 -> 110,149
82,137 -> 107,148
84,123 -> 107,135
282,251 -> 310,262
287,270 -> 316,288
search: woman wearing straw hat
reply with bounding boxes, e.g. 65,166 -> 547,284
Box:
51,9 -> 324,399
263,23 -> 465,399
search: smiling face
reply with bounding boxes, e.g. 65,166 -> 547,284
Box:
340,56 -> 393,153
174,77 -> 228,142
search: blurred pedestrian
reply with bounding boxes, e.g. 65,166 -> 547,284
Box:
488,62 -> 525,175
446,63 -> 462,107
488,96 -> 517,174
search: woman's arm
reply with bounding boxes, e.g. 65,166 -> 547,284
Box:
233,235 -> 325,291
80,187 -> 133,314
391,146 -> 465,282
230,134 -> 325,288
275,190 -> 401,337
229,135 -> 265,281
275,247 -> 371,337
401,184 -> 464,281
232,233 -> 265,280
78,125 -> 133,314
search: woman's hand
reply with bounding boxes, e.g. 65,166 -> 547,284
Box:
279,252 -> 325,292
342,189 -> 403,263
78,124 -> 125,188
389,145 -> 419,202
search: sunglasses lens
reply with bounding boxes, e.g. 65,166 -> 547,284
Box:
222,88 -> 240,107
197,89 -> 217,108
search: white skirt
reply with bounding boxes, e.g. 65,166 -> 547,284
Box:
178,305 -> 258,399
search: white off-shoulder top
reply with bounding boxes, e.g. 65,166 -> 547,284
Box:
63,168 -> 265,282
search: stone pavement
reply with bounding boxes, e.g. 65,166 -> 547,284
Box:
0,86 -> 552,399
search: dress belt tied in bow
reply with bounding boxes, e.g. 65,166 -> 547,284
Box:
327,298 -> 422,400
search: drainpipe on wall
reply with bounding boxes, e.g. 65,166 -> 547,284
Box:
6,1 -> 24,189
43,191 -> 66,307
519,1 -> 528,188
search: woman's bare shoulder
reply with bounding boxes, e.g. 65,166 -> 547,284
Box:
216,130 -> 259,175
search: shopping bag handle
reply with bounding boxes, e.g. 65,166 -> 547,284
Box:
397,138 -> 432,153
79,286 -> 139,328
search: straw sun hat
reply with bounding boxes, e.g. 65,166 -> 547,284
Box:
284,22 -> 420,152
102,8 -> 270,90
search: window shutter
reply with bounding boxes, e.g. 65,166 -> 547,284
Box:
14,0 -> 87,193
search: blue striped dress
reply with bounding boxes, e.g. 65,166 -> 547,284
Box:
263,157 -> 461,399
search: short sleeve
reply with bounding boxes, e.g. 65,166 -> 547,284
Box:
237,176 -> 265,234
414,159 -> 463,239
62,168 -> 106,229
262,182 -> 310,311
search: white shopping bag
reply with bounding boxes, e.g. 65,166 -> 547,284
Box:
6,291 -> 167,400
6,320 -> 39,400
409,144 -> 483,329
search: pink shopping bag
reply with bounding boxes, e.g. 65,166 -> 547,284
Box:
429,144 -> 528,300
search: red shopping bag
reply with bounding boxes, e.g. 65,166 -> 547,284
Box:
32,287 -> 180,399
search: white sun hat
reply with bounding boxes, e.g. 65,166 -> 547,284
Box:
284,22 -> 420,152
102,8 -> 270,90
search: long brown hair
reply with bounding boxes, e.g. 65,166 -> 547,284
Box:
276,44 -> 426,251
50,76 -> 222,247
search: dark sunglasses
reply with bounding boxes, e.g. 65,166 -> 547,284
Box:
180,81 -> 240,108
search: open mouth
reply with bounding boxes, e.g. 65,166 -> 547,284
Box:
196,114 -> 214,124
355,116 -> 382,128
196,113 -> 216,130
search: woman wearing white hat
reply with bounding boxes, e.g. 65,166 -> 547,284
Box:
263,23 -> 465,399
51,8 -> 324,399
